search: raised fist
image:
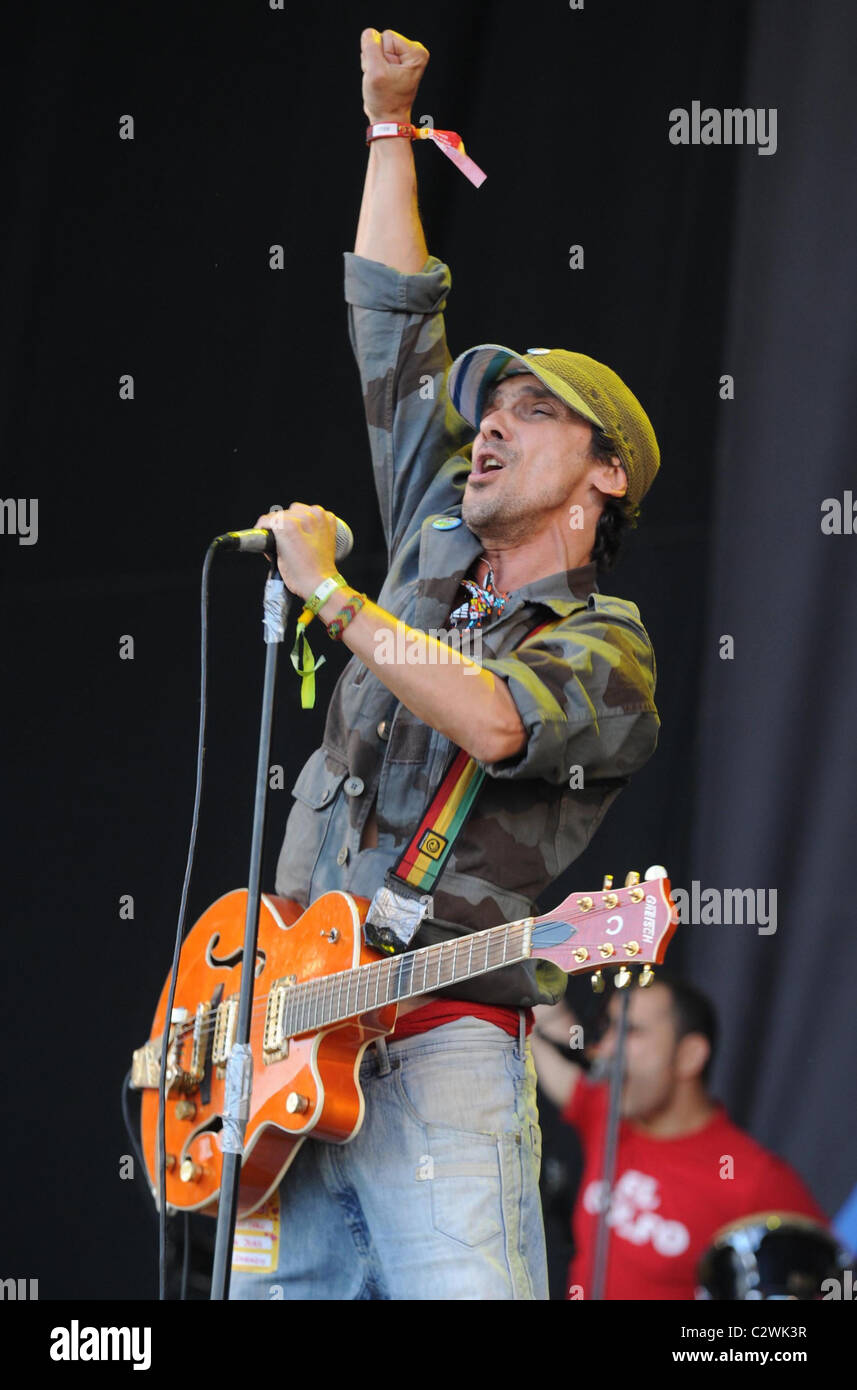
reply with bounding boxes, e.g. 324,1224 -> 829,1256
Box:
360,28 -> 430,125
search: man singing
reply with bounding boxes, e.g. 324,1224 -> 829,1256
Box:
229,27 -> 662,1300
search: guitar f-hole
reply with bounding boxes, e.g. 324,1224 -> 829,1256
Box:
205,933 -> 266,977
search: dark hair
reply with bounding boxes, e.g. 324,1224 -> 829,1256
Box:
651,970 -> 719,1086
587,421 -> 640,572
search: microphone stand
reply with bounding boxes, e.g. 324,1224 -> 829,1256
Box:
209,560 -> 290,1301
590,985 -> 631,1301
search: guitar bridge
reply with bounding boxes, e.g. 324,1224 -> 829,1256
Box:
130,1008 -> 199,1092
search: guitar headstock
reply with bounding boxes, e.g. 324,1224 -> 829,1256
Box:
529,867 -> 678,989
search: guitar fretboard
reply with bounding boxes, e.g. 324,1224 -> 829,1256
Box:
280,920 -> 532,1040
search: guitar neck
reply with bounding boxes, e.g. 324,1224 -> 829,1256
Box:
286,920 -> 533,1037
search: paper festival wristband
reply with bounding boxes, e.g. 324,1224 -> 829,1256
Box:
365,122 -> 487,189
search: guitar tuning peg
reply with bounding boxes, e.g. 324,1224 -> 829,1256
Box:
615,966 -> 632,989
590,970 -> 605,994
601,873 -> 614,890
624,870 -> 640,886
644,865 -> 667,881
639,964 -> 655,988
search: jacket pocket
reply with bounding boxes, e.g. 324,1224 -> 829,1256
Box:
291,748 -> 348,810
274,749 -> 348,902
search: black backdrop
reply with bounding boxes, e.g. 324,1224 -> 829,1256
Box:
2,0 -> 855,1300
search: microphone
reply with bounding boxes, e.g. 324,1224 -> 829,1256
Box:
216,515 -> 354,562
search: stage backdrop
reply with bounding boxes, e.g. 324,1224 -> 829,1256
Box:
684,0 -> 857,1217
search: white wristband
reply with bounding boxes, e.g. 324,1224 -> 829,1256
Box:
305,574 -> 346,616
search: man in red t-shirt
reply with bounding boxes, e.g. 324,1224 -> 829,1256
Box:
531,974 -> 825,1300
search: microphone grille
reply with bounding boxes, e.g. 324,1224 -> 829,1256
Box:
334,519 -> 354,561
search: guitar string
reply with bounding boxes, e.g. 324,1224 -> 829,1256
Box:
160,924 -> 539,1050
165,930 -> 531,1042
156,895 -> 644,1060
159,898 -> 648,1054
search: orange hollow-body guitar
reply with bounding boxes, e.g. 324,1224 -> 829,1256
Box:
133,875 -> 677,1219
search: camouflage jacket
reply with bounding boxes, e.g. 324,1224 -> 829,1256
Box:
273,252 -> 660,1006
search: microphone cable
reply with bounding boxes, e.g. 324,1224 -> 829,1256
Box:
153,539 -> 220,1300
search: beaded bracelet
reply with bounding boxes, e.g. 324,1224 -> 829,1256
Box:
326,593 -> 366,641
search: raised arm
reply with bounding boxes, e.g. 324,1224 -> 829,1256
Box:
346,29 -> 477,556
356,28 -> 429,272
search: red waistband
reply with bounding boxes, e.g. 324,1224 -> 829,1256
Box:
387,999 -> 535,1042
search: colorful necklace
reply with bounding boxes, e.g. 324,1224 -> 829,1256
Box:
448,560 -> 508,629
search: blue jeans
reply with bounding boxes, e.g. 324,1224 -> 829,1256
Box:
228,1016 -> 548,1300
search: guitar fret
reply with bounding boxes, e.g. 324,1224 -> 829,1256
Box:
279,918 -> 535,1042
385,957 -> 394,1007
325,971 -> 335,1028
375,957 -> 386,1010
396,953 -> 411,1001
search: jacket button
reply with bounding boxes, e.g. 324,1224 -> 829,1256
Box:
376,720 -> 389,740
320,788 -> 331,804
336,846 -> 349,866
343,776 -> 364,796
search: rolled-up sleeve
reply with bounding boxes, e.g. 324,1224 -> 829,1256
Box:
343,252 -> 475,556
479,597 -> 660,785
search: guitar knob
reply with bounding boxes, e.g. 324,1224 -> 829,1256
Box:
590,970 -> 605,994
286,1092 -> 310,1115
175,1100 -> 196,1121
615,966 -> 632,989
644,865 -> 668,881
624,870 -> 641,886
639,965 -> 655,988
165,1154 -> 176,1171
179,1159 -> 202,1183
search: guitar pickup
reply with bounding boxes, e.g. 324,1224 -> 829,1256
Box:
263,978 -> 294,1065
189,1000 -> 211,1084
211,996 -> 238,1075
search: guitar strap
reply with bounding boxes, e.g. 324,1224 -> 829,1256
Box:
364,615 -> 561,955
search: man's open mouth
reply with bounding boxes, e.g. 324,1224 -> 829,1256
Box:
471,450 -> 508,478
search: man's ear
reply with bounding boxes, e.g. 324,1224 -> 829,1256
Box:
591,455 -> 628,500
675,1032 -> 711,1083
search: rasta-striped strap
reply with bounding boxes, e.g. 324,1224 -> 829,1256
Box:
388,617 -> 559,896
390,747 -> 485,895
